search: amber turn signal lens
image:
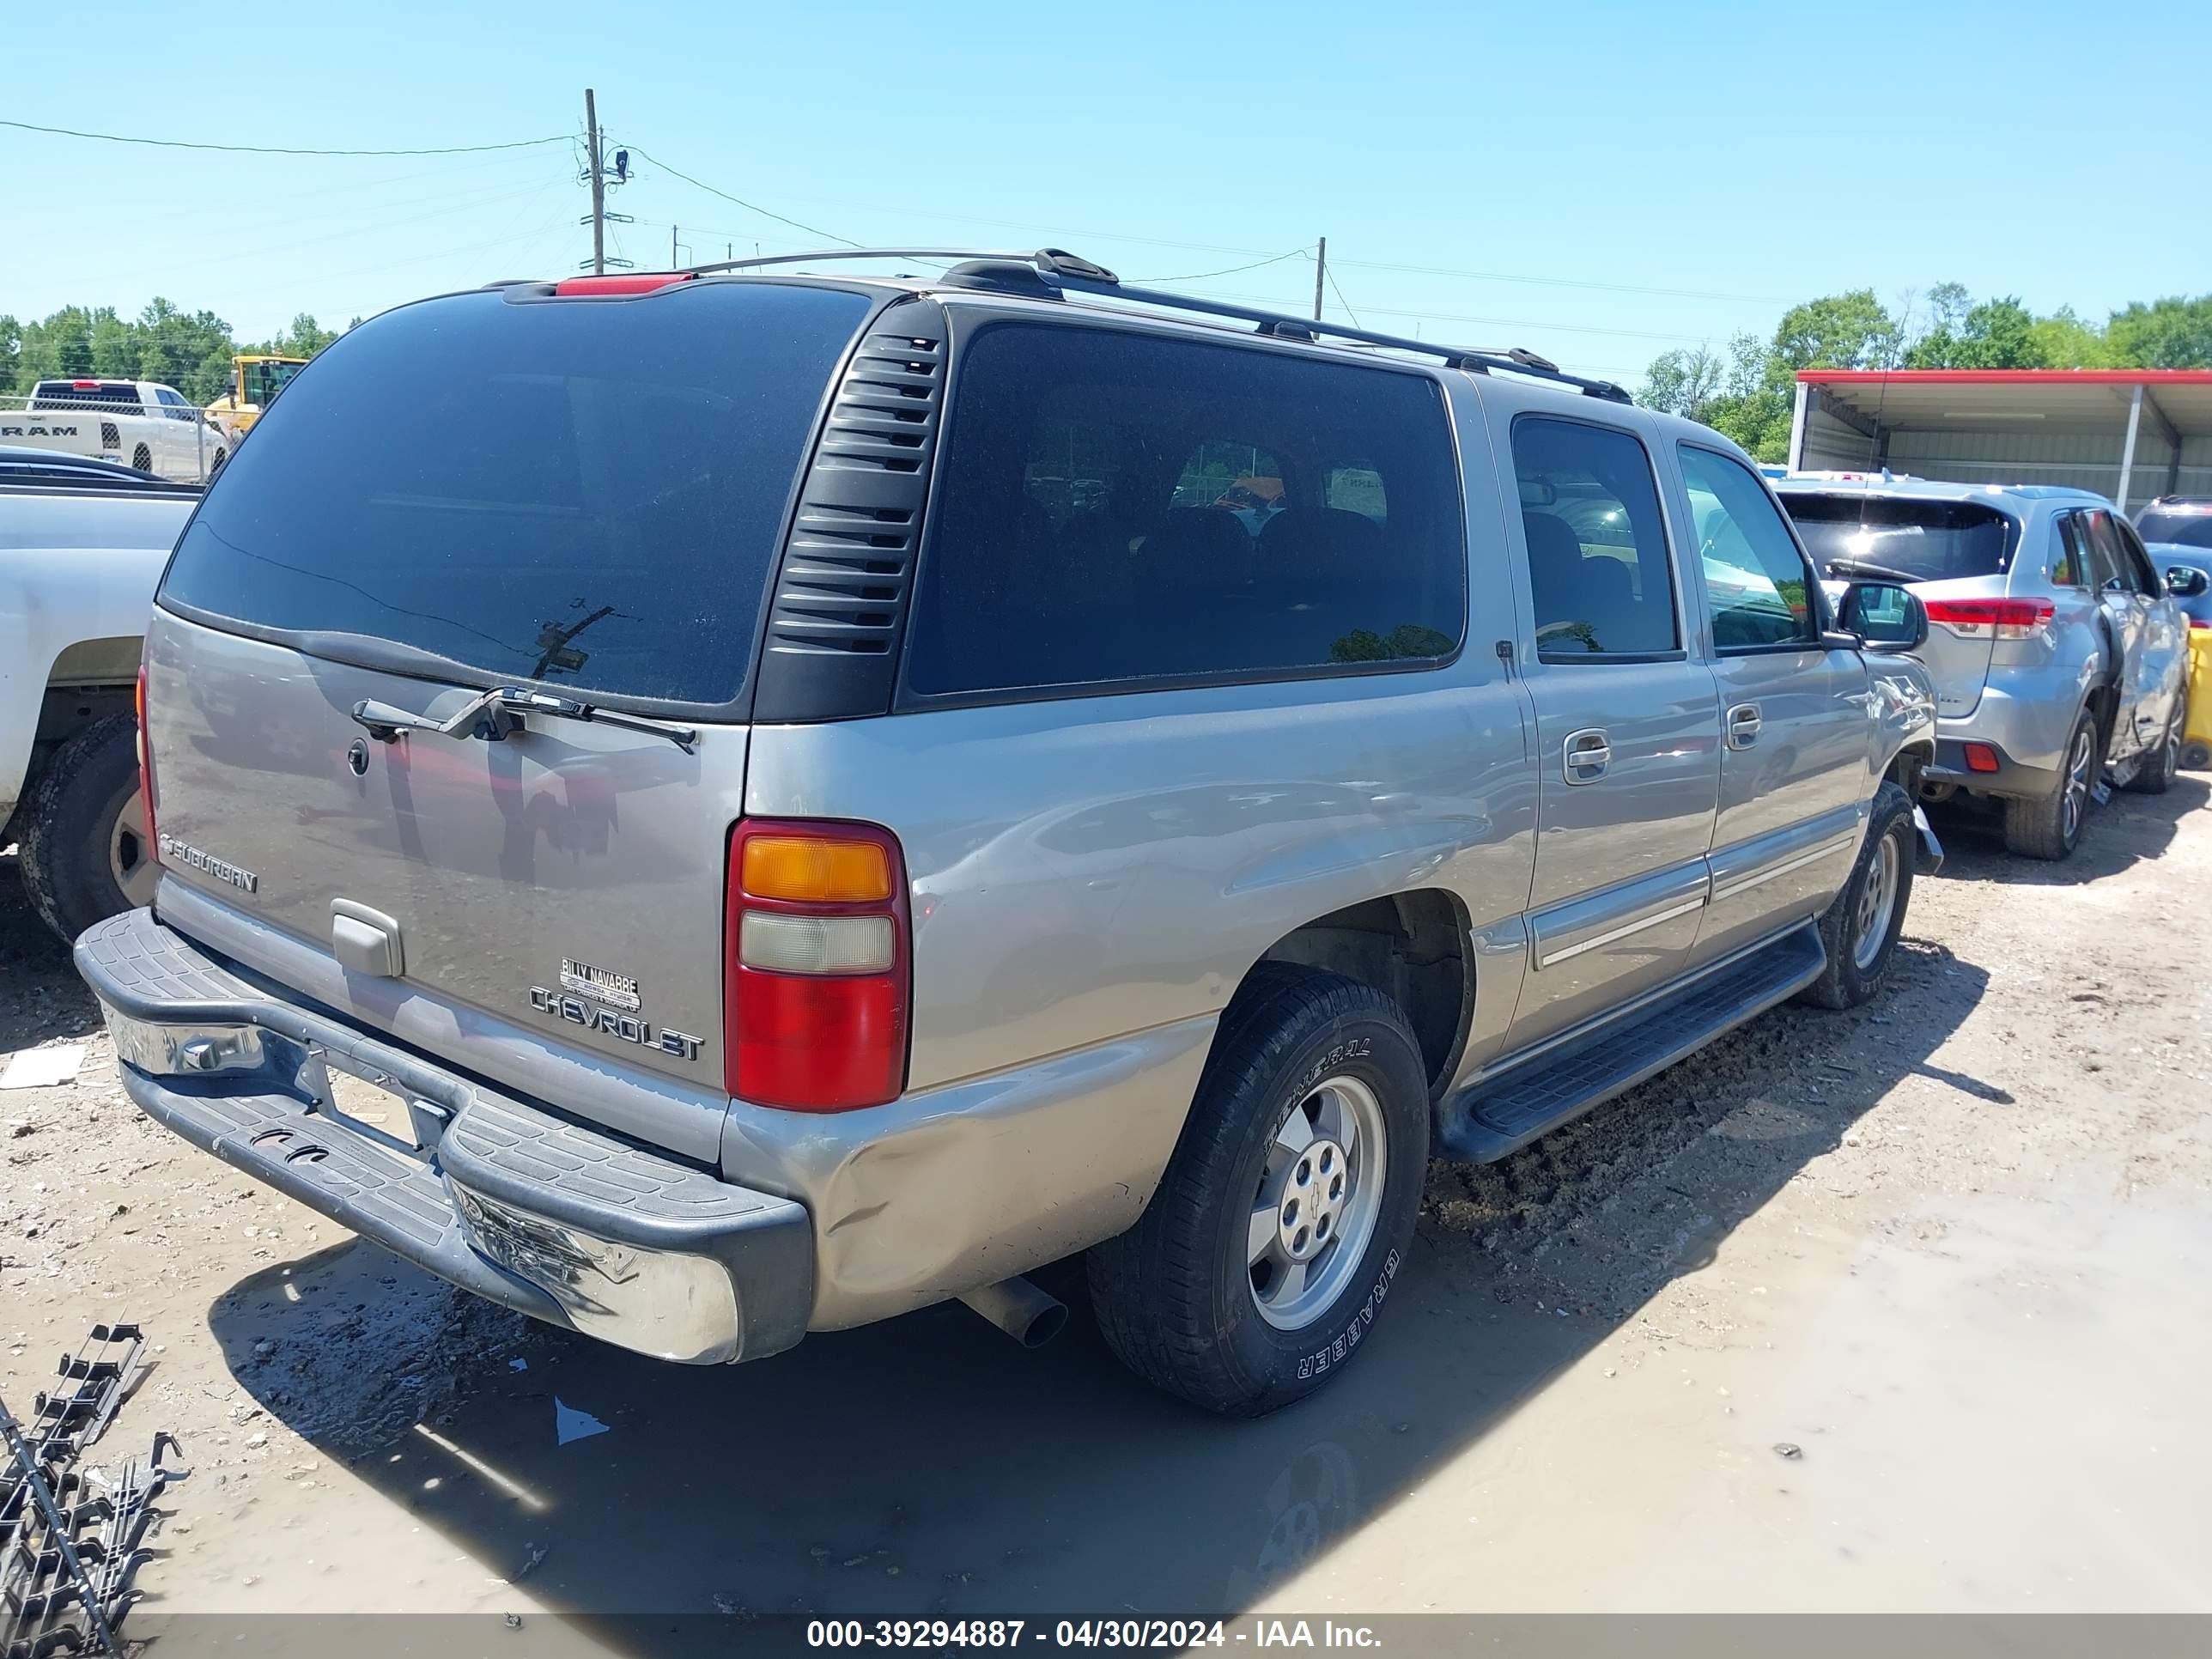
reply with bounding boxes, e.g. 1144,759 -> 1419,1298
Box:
741,836 -> 894,903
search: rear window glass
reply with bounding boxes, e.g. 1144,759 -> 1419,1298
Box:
905,325 -> 1464,696
1780,493 -> 2019,583
2136,504 -> 2212,550
160,282 -> 870,707
33,382 -> 143,410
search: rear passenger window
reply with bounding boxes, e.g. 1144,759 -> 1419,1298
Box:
906,325 -> 1466,696
1677,445 -> 1817,649
2053,516 -> 2087,587
2112,517 -> 2163,596
2081,510 -> 2127,593
1510,417 -> 1677,658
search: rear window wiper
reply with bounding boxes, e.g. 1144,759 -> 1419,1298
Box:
350,685 -> 698,753
1824,556 -> 1923,585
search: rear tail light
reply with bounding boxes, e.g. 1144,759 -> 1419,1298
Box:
1923,598 -> 2054,641
133,665 -> 161,862
1963,742 -> 2001,775
726,819 -> 908,1111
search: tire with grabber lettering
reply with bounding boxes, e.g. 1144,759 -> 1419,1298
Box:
1087,965 -> 1428,1416
1798,781 -> 1916,1012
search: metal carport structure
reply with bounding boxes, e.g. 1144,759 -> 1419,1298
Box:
1790,369 -> 2212,511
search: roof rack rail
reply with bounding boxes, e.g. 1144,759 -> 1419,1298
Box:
680,246 -> 1633,404
682,247 -> 1119,282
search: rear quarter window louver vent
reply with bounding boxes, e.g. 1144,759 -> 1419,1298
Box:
752,301 -> 949,720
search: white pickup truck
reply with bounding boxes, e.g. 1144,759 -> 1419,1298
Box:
1,453 -> 197,939
3,380 -> 227,483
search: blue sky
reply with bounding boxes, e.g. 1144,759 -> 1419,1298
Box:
9,0 -> 2205,385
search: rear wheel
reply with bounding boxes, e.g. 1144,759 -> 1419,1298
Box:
18,714 -> 157,944
1088,966 -> 1429,1416
2003,709 -> 2099,860
1799,781 -> 1915,1011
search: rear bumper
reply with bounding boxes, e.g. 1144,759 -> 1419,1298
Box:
75,908 -> 813,1366
1927,679 -> 2081,795
1921,734 -> 2061,803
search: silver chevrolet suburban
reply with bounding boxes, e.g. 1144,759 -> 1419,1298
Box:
75,250 -> 1939,1415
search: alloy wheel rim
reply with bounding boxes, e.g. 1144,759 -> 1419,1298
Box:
111,789 -> 158,908
1248,1075 -> 1387,1331
2062,726 -> 2093,841
1851,832 -> 1900,971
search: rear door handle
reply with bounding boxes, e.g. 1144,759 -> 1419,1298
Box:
1727,702 -> 1763,750
1563,727 -> 1612,783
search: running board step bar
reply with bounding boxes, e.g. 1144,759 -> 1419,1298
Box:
1438,923 -> 1827,1164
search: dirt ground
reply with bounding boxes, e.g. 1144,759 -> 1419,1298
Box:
3,778 -> 2209,1630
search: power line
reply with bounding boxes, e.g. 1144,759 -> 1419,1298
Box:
1324,264 -> 1364,330
0,117 -> 572,157
669,191 -> 1784,307
1129,247 -> 1311,284
620,146 -> 864,249
1330,252 -> 1783,307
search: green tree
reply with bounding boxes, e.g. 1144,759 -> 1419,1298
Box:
249,313 -> 342,358
2029,306 -> 2112,369
1,298 -> 345,400
88,307 -> 140,379
1923,282 -> 1972,337
1769,289 -> 1901,378
15,306 -> 98,384
139,299 -> 244,402
2106,295 -> 2212,368
1639,344 -> 1724,424
1905,296 -> 2049,369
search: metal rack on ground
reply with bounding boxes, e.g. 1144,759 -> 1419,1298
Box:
1,1324 -> 185,1659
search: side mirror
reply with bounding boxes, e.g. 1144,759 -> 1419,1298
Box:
1839,581 -> 1928,652
2166,566 -> 2209,599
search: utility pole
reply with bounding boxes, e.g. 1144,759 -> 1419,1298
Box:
1313,236 -> 1327,321
672,224 -> 678,267
585,88 -> 605,276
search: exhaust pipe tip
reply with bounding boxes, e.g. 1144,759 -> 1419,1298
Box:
957,1276 -> 1068,1350
1018,1299 -> 1070,1349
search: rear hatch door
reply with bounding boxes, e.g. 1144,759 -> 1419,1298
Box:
1782,491 -> 2021,718
146,279 -> 873,1114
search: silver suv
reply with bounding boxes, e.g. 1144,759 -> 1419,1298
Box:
76,251 -> 1939,1415
1777,479 -> 2194,859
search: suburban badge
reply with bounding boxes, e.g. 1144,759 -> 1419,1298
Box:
155,835 -> 258,894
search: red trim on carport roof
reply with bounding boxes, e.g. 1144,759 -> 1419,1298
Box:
1798,368 -> 2212,386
